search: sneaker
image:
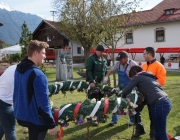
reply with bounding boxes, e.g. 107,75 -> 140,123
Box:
109,122 -> 117,126
128,122 -> 134,126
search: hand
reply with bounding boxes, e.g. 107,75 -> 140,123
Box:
90,83 -> 95,88
49,127 -> 57,136
103,76 -> 109,84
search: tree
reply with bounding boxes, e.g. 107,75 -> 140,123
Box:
53,0 -> 142,86
53,0 -> 105,62
90,0 -> 142,86
19,21 -> 32,59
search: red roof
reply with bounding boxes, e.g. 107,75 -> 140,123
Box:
128,48 -> 144,53
129,0 -> 180,25
156,48 -> 180,53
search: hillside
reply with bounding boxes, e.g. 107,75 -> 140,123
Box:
0,3 -> 42,45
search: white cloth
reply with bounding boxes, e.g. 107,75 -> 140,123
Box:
103,76 -> 109,84
0,65 -> 17,104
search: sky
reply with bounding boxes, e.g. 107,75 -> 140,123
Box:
0,0 -> 163,21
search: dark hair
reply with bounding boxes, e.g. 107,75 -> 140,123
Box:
144,47 -> 155,57
129,66 -> 143,78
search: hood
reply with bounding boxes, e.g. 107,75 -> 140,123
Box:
17,58 -> 38,73
138,72 -> 157,80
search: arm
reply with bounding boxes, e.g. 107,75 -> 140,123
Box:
106,69 -> 113,77
103,62 -> 118,84
86,57 -> 94,84
121,76 -> 139,98
34,74 -> 56,129
156,64 -> 166,86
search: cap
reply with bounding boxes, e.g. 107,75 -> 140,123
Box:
96,45 -> 104,52
116,51 -> 128,61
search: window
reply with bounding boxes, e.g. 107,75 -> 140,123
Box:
165,9 -> 174,15
46,36 -> 51,42
51,36 -> 55,41
126,33 -> 133,44
156,30 -> 165,42
63,39 -> 69,46
77,47 -> 81,54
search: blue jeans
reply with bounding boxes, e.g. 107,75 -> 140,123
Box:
111,114 -> 134,123
129,114 -> 134,123
150,98 -> 171,140
0,99 -> 16,140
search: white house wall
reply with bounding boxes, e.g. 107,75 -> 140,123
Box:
116,21 -> 180,61
70,41 -> 84,56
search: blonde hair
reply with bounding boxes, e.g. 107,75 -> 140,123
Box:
27,40 -> 49,57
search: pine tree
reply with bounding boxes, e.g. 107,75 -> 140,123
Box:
19,21 -> 32,59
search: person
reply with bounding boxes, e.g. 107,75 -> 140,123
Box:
133,46 -> 167,140
86,44 -> 107,126
103,51 -> 137,126
120,65 -> 171,140
13,40 -> 57,140
160,55 -> 165,65
0,64 -> 17,140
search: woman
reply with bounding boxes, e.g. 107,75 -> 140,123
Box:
121,65 -> 171,140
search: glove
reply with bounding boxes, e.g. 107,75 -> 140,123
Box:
117,90 -> 122,97
103,76 -> 109,84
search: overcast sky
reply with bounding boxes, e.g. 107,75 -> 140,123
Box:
0,0 -> 163,21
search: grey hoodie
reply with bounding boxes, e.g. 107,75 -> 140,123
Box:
121,72 -> 167,105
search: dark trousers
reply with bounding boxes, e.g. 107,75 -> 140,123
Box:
0,99 -> 16,140
134,100 -> 155,138
28,126 -> 47,140
17,119 -> 48,140
88,91 -> 104,101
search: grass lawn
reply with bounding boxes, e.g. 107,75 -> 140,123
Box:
15,67 -> 180,140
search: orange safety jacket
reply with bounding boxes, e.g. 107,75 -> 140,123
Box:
142,60 -> 166,86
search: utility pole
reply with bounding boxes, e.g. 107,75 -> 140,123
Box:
50,11 -> 57,22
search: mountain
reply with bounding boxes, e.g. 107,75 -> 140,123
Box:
0,2 -> 43,45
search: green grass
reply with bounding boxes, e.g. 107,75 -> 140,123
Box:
15,68 -> 180,140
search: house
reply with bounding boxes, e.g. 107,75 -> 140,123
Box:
32,20 -> 84,63
116,0 -> 180,65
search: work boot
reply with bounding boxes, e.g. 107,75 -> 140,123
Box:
132,132 -> 145,137
132,123 -> 146,137
128,121 -> 134,126
109,121 -> 117,126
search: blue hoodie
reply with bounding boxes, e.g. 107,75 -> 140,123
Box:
13,58 -> 55,129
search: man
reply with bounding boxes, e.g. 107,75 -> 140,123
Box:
13,40 -> 57,140
0,64 -> 17,140
160,55 -> 165,65
133,46 -> 166,140
86,45 -> 107,126
103,51 -> 137,126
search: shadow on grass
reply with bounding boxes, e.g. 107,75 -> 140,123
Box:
65,123 -> 129,140
173,126 -> 180,136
